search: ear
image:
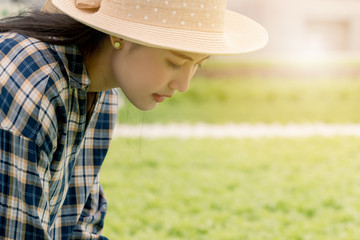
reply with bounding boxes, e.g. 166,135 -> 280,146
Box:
109,35 -> 123,49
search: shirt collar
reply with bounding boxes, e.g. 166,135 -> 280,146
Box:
50,44 -> 91,89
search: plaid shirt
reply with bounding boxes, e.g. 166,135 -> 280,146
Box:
0,32 -> 118,239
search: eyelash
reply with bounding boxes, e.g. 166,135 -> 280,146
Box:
167,60 -> 181,70
167,60 -> 203,70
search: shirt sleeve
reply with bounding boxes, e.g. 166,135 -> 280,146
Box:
52,155 -> 110,239
0,128 -> 53,239
70,177 -> 109,240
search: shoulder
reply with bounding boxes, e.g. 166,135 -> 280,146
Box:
0,33 -> 68,144
0,32 -> 63,80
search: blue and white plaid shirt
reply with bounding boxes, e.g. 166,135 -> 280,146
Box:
0,32 -> 118,239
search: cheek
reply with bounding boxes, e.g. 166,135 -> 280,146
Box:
111,49 -> 171,97
126,57 -> 169,90
139,62 -> 169,87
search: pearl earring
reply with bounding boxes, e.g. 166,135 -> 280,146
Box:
114,41 -> 122,49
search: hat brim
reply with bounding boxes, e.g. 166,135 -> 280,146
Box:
50,0 -> 268,55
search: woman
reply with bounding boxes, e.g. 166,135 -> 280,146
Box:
0,0 -> 268,239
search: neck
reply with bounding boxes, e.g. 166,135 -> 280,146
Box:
84,38 -> 115,92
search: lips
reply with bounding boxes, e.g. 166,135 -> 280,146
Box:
153,93 -> 171,103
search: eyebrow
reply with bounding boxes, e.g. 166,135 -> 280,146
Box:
170,50 -> 210,62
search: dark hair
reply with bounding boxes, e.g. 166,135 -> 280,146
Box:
0,11 -> 108,58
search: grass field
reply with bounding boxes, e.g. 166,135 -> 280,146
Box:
118,77 -> 360,124
118,61 -> 360,124
101,137 -> 360,240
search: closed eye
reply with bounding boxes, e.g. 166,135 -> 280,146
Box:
167,60 -> 181,70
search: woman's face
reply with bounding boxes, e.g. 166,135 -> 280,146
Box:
109,38 -> 209,111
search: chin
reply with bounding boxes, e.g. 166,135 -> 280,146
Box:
132,101 -> 157,111
123,94 -> 157,111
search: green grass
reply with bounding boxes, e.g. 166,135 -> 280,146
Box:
101,137 -> 360,239
118,76 -> 360,124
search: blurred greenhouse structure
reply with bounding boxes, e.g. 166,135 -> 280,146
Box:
0,0 -> 44,14
227,0 -> 360,62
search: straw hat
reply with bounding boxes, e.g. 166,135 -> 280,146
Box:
42,0 -> 268,55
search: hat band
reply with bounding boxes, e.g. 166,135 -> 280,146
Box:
76,0 -> 101,9
76,0 -> 226,33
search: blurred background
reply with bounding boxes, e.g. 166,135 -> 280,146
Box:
228,0 -> 360,60
1,0 -> 360,239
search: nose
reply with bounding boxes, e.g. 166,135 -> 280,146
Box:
169,68 -> 195,93
170,77 -> 190,93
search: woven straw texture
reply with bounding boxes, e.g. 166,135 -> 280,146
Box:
45,0 -> 268,55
